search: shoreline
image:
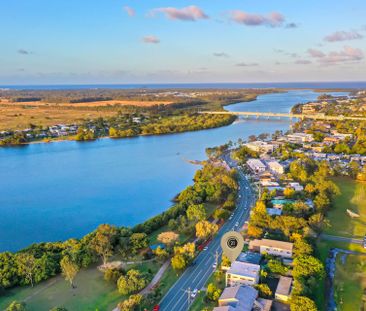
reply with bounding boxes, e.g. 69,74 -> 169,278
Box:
0,89 -> 327,252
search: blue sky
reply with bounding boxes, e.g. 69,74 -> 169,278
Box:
1,0 -> 365,84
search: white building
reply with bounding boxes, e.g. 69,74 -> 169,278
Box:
249,239 -> 293,259
247,159 -> 266,174
267,160 -> 285,174
286,133 -> 314,143
288,182 -> 304,192
245,141 -> 276,154
226,261 -> 260,287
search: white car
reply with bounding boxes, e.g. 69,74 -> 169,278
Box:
235,221 -> 239,227
191,288 -> 198,298
212,263 -> 217,269
203,246 -> 208,251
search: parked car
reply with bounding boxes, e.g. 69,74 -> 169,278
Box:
191,288 -> 198,298
153,305 -> 160,311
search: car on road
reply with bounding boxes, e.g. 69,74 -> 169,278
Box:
235,221 -> 239,227
191,288 -> 198,298
212,263 -> 217,269
203,246 -> 208,251
153,305 -> 160,311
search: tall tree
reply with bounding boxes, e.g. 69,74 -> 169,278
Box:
60,256 -> 79,288
16,253 -> 38,287
89,224 -> 118,265
195,220 -> 218,240
186,204 -> 206,222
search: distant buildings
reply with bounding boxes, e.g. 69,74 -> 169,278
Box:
286,133 -> 314,144
245,141 -> 276,154
249,239 -> 293,259
247,159 -> 266,174
267,160 -> 285,175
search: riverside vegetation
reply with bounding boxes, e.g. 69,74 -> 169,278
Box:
0,88 -> 276,145
0,161 -> 238,310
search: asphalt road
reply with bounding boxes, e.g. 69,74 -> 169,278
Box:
321,233 -> 364,245
159,154 -> 256,311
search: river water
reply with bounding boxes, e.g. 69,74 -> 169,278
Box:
0,90 -> 348,251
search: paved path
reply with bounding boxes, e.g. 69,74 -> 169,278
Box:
113,260 -> 171,311
158,154 -> 256,311
321,233 -> 363,245
140,260 -> 170,295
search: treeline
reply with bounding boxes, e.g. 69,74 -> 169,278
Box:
109,113 -> 236,138
247,156 -> 339,308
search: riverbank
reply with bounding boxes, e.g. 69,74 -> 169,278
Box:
0,90 -> 334,252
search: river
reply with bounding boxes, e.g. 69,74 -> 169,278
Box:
0,90 -> 348,251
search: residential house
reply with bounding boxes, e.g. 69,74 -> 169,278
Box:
267,160 -> 285,174
275,276 -> 293,302
286,133 -> 314,144
288,182 -> 304,192
266,208 -> 282,216
247,159 -> 266,174
217,285 -> 258,311
226,261 -> 260,287
249,239 -> 293,259
245,141 -> 276,154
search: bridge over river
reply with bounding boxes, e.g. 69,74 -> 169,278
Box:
201,111 -> 366,121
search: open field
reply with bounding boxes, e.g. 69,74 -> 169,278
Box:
334,253 -> 366,311
315,178 -> 366,310
325,177 -> 366,238
0,260 -> 159,311
316,239 -> 366,311
1,99 -> 173,107
0,104 -> 119,130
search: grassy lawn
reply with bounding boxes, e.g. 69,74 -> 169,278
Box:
333,254 -> 366,311
325,177 -> 366,238
0,260 -> 160,311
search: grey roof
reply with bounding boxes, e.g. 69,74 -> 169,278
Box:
227,261 -> 260,279
219,285 -> 258,311
213,307 -> 236,311
237,251 -> 262,265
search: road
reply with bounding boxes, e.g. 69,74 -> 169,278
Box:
321,233 -> 364,246
158,153 -> 256,311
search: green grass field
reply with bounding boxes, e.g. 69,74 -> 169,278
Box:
0,260 -> 160,311
315,240 -> 366,311
315,178 -> 366,311
325,177 -> 366,238
334,253 -> 366,311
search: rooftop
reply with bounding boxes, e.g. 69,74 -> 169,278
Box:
219,285 -> 258,311
250,239 -> 293,252
227,261 -> 260,279
276,276 -> 293,296
237,251 -> 262,265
